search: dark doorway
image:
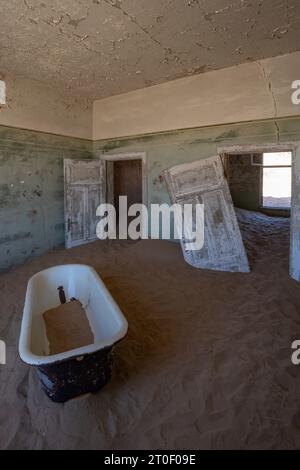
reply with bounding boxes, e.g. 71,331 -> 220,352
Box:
113,159 -> 143,218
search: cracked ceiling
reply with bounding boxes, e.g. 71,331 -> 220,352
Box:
0,0 -> 300,100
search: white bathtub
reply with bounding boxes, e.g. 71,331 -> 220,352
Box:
19,264 -> 128,402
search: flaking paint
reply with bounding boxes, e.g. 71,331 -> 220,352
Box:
2,116 -> 300,272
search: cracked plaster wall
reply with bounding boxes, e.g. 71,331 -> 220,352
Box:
0,126 -> 92,271
0,51 -> 300,142
2,46 -> 300,270
0,75 -> 93,139
94,116 -> 300,210
93,116 -> 300,281
2,114 -> 300,271
2,0 -> 300,100
93,51 -> 300,140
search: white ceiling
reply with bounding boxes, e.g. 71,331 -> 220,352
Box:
0,0 -> 300,99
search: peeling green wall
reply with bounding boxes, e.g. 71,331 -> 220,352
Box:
0,126 -> 92,271
94,117 -> 300,210
1,117 -> 300,271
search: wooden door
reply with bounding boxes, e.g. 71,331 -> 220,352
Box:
164,156 -> 250,272
64,159 -> 106,248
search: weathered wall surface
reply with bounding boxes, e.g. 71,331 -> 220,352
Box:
3,0 -> 300,101
226,154 -> 262,211
93,51 -> 300,140
95,117 -> 300,282
0,75 -> 93,139
1,51 -> 300,143
2,116 -> 300,271
94,117 -> 300,211
0,125 -> 92,271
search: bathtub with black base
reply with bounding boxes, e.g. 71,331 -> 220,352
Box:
19,264 -> 128,403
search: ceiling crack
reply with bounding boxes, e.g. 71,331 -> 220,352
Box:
40,15 -> 104,57
256,60 -> 280,141
18,0 -> 34,21
244,1 -> 263,37
101,0 -> 184,65
23,0 -> 34,11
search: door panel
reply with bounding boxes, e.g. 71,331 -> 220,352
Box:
87,186 -> 103,241
65,160 -> 104,185
164,155 -> 250,272
67,186 -> 86,247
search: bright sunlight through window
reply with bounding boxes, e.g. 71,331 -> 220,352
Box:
262,152 -> 292,209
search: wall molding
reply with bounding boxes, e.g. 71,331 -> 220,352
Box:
0,124 -> 92,153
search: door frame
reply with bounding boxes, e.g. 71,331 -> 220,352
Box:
100,152 -> 148,207
217,142 -> 300,282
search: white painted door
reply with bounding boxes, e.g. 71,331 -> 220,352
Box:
64,159 -> 106,248
164,155 -> 250,272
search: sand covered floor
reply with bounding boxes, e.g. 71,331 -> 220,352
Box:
1,209 -> 300,449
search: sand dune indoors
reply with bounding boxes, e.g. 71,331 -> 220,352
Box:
1,210 -> 300,449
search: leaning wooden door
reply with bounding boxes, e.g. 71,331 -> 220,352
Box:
64,159 -> 106,248
164,155 -> 250,272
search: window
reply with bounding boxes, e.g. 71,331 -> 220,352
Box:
262,152 -> 292,209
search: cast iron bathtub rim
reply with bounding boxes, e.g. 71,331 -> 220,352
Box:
19,340 -> 124,368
